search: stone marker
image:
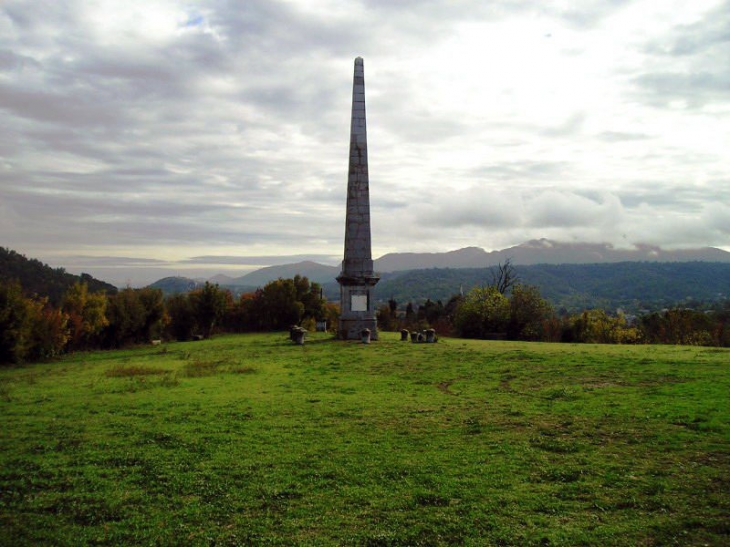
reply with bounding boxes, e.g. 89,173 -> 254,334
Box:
291,326 -> 306,345
337,57 -> 380,340
425,329 -> 436,343
361,328 -> 371,344
400,329 -> 409,341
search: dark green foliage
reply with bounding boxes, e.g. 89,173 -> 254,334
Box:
0,280 -> 34,364
244,280 -> 304,330
640,308 -> 721,346
454,286 -> 510,338
0,247 -> 116,306
239,275 -> 325,331
189,282 -> 227,339
165,293 -> 196,341
376,304 -> 398,331
163,276 -> 326,338
508,284 -> 554,341
374,262 -> 730,313
104,288 -> 166,347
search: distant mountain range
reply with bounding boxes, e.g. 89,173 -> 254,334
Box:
374,239 -> 730,272
7,241 -> 727,313
141,240 -> 730,312
179,239 -> 730,289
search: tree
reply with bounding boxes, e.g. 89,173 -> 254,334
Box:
137,287 -> 166,342
565,310 -> 638,344
104,288 -> 145,347
189,282 -> 228,338
63,282 -> 109,350
377,304 -> 397,331
507,284 -> 553,341
388,297 -> 397,317
405,302 -> 415,321
454,286 -> 509,339
639,308 -> 715,346
0,281 -> 69,363
27,298 -> 69,360
104,287 -> 166,347
166,293 -> 196,341
294,276 -> 326,322
0,280 -> 34,364
490,258 -> 519,295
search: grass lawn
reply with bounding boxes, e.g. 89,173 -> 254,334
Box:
0,332 -> 728,545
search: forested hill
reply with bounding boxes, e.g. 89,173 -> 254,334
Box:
372,262 -> 730,313
0,247 -> 117,305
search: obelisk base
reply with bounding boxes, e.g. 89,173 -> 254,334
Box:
337,276 -> 379,340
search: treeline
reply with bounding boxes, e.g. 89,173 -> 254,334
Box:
377,264 -> 730,347
0,247 -> 117,306
373,261 -> 730,314
1,276 -> 333,365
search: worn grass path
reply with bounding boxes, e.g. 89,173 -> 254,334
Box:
1,333 -> 728,545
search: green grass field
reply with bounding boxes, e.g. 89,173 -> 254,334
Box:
1,333 -> 728,546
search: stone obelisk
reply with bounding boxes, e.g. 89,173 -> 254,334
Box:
337,57 -> 379,340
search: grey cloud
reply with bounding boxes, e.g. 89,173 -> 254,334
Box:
2,0 -> 729,270
61,256 -> 170,267
550,0 -> 632,28
182,254 -> 339,266
596,131 -> 651,142
540,112 -> 586,138
0,48 -> 40,71
525,192 -> 622,228
617,180 -> 730,212
644,0 -> 730,57
634,1 -> 730,108
634,71 -> 730,108
468,160 -> 571,181
208,0 -> 370,57
415,187 -> 524,229
0,84 -> 122,126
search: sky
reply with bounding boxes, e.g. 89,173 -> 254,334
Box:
1,0 -> 729,286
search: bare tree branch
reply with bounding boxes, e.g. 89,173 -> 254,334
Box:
490,258 -> 519,294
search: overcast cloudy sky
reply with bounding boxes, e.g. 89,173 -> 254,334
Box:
2,0 -> 729,285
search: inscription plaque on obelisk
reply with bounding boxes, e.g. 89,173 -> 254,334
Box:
337,57 -> 379,340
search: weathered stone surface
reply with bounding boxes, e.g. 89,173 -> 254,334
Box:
338,57 -> 379,340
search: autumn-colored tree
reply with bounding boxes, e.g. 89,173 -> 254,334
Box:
566,310 -> 638,344
62,283 -> 108,351
639,308 -> 716,346
27,298 -> 69,360
1,281 -> 69,363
